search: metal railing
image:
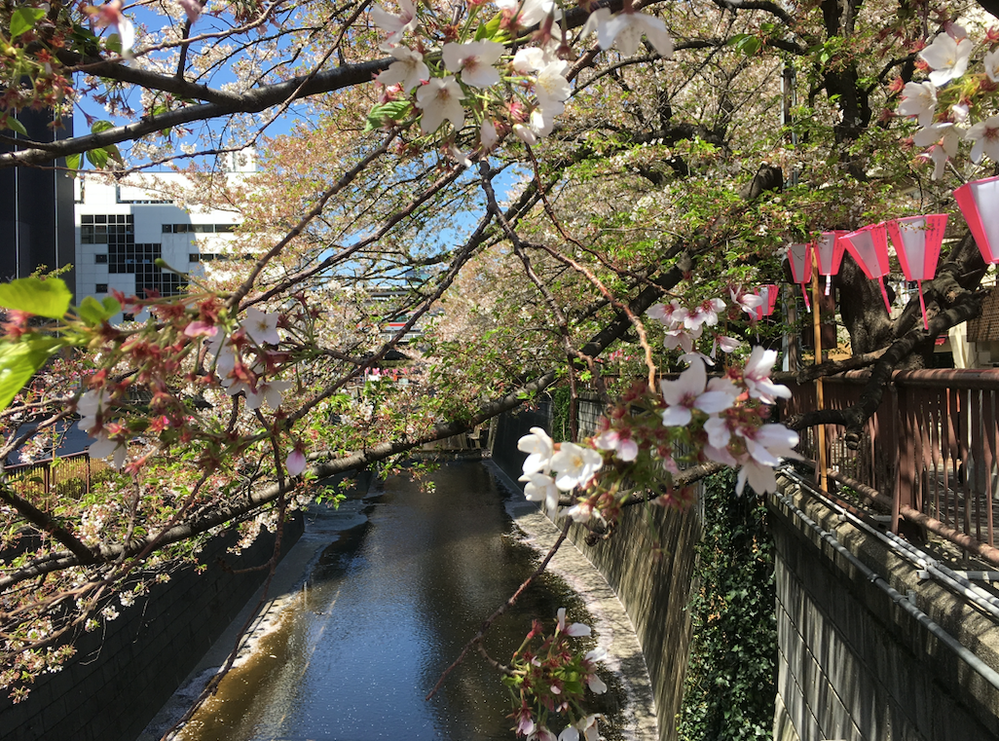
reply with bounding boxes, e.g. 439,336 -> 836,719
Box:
783,369 -> 999,565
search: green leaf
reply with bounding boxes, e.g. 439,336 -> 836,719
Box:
364,101 -> 412,132
0,339 -> 62,413
86,147 -> 110,169
5,117 -> 27,136
65,152 -> 81,171
0,277 -> 72,319
474,14 -> 508,42
728,33 -> 761,56
10,7 -> 46,38
91,120 -> 114,134
77,295 -> 120,325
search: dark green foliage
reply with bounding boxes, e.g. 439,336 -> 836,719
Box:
677,469 -> 776,741
550,385 -> 572,443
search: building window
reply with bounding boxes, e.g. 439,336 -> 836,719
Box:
96,283 -> 108,293
81,213 -> 132,245
162,223 -> 237,234
81,213 -> 184,298
189,253 -> 200,263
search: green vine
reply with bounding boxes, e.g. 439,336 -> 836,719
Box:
550,385 -> 572,443
677,469 -> 776,741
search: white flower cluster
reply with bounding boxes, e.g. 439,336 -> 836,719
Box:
518,427 -> 603,519
515,344 -> 800,515
661,349 -> 799,496
648,287 -> 767,361
370,0 -> 673,152
897,23 -> 999,177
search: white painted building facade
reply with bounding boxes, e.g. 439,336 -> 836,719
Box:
74,153 -> 254,319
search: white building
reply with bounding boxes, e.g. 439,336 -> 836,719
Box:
74,152 -> 255,319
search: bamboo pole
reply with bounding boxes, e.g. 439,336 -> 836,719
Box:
812,261 -> 828,492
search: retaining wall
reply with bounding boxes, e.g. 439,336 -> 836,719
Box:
770,473 -> 999,741
0,512 -> 303,741
494,405 -> 701,741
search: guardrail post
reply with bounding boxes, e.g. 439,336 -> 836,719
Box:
893,382 -> 914,535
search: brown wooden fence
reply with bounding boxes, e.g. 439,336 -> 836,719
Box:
3,451 -> 95,500
783,369 -> 999,564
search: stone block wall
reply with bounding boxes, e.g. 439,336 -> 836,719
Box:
494,404 -> 701,741
770,475 -> 999,741
1,512 -> 303,741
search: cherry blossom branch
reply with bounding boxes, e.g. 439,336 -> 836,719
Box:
425,517 -> 573,700
229,126 -> 402,310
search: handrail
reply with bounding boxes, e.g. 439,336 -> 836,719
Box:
783,367 -> 999,566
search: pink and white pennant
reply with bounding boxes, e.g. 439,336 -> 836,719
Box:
886,214 -> 947,329
954,175 -> 999,264
755,284 -> 779,320
841,223 -> 893,313
787,243 -> 813,311
813,231 -> 847,296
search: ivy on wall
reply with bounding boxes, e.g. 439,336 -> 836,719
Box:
550,385 -> 572,443
677,469 -> 776,741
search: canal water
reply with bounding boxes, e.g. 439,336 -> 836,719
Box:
174,461 -> 623,741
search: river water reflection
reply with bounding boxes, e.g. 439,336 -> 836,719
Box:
176,461 -> 621,741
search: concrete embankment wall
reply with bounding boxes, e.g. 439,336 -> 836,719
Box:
0,512 -> 303,741
494,405 -> 701,741
770,473 -> 999,741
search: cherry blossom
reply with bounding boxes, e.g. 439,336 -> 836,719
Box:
556,607 -> 591,637
518,0 -> 561,28
967,116 -> 999,163
734,423 -> 800,495
659,358 -> 736,427
518,426 -> 554,474
730,286 -> 763,316
565,499 -> 599,524
376,45 -> 429,92
370,0 -> 417,45
415,76 -> 465,134
244,379 -> 292,410
243,307 -> 281,346
92,1 -> 136,57
897,82 -> 937,128
710,334 -> 742,358
534,61 -> 571,111
593,10 -> 674,59
528,727 -> 557,741
77,388 -> 110,433
582,647 -> 608,694
913,122 -> 962,180
985,49 -> 999,82
514,123 -> 538,145
480,119 -> 499,151
177,0 -> 203,24
286,448 -> 307,476
593,429 -> 638,461
443,41 -> 504,89
89,431 -> 128,470
513,704 -> 536,737
919,30 -> 972,87
742,346 -> 791,404
550,442 -> 603,491
684,298 -> 726,331
558,727 -> 579,741
647,299 -> 687,326
519,471 -> 560,517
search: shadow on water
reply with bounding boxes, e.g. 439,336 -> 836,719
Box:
176,461 -> 623,741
